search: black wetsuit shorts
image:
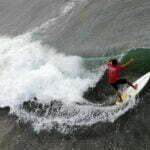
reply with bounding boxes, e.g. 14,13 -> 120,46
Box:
110,79 -> 127,91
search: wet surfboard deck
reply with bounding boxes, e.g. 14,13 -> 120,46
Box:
116,72 -> 150,105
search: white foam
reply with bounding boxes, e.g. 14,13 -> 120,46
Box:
12,96 -> 138,134
61,2 -> 75,15
0,33 -> 102,108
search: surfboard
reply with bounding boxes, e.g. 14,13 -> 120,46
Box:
116,72 -> 150,105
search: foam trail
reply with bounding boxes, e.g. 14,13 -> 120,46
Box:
12,96 -> 138,134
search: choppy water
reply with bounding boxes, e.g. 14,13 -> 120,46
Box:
0,0 -> 150,149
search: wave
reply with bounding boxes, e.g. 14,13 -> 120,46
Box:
0,31 -> 149,134
0,0 -> 150,134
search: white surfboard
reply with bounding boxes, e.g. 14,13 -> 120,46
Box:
116,72 -> 150,104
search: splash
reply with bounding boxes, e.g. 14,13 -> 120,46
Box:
0,33 -> 103,107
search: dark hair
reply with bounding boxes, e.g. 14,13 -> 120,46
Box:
110,59 -> 118,65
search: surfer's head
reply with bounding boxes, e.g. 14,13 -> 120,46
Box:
110,59 -> 118,65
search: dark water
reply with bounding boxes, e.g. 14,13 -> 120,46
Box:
0,0 -> 150,149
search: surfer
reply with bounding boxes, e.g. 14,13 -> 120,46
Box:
106,59 -> 137,102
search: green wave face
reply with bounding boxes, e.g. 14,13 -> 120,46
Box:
83,48 -> 150,78
122,49 -> 150,77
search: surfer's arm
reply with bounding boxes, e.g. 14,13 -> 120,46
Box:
122,59 -> 135,67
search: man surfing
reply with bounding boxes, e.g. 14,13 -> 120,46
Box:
106,59 -> 137,103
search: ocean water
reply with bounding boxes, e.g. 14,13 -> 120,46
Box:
0,0 -> 150,150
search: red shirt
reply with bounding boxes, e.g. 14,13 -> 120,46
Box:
107,63 -> 126,83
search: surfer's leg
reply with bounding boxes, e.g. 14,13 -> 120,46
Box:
117,79 -> 137,89
110,83 -> 118,91
117,91 -> 123,102
126,80 -> 137,89
110,82 -> 123,102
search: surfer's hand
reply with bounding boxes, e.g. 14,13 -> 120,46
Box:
124,58 -> 135,67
